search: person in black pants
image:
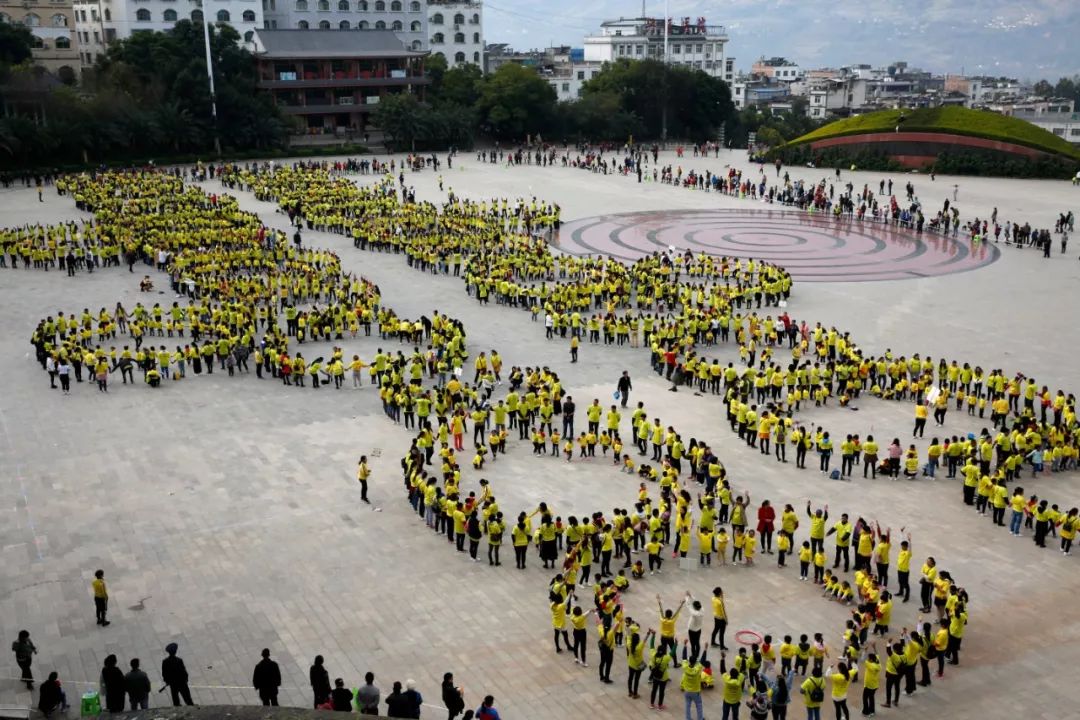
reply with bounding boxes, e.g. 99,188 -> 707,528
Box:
617,371 -> 632,407
597,620 -> 615,684
253,648 -> 282,706
162,643 -> 194,706
862,653 -> 879,717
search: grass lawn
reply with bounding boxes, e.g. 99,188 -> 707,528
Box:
786,106 -> 1080,160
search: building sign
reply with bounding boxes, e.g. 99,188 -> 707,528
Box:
644,16 -> 708,36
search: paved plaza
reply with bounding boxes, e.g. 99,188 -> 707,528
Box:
1,150 -> 1079,719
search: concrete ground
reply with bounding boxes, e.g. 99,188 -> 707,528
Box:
0,152 -> 1078,720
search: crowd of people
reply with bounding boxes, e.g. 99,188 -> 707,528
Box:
14,153 -> 1077,719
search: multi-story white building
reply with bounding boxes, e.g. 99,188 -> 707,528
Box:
583,16 -> 733,85
73,0 -> 263,68
427,0 -> 481,67
545,61 -> 601,101
258,1 -> 483,67
261,0 -> 427,51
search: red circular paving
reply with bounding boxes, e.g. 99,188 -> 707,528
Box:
555,208 -> 1000,283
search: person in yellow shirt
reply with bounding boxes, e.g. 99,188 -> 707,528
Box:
680,652 -> 705,720
861,652 -> 881,716
343,446 -> 374,509
913,403 -> 928,437
829,661 -> 858,719
92,569 -> 110,626
656,593 -> 686,656
716,653 -> 745,717
710,586 -> 728,650
800,667 -> 827,714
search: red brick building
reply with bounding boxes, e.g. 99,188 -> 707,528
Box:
253,29 -> 429,135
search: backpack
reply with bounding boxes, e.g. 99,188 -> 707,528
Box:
808,679 -> 824,703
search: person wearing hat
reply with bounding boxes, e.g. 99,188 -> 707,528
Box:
253,648 -> 282,706
162,643 -> 194,706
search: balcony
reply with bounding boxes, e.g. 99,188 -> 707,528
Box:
278,103 -> 376,115
258,75 -> 430,89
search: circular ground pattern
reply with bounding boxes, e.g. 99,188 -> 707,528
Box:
555,208 -> 1000,283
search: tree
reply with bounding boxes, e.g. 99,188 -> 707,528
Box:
374,93 -> 429,151
94,21 -> 285,153
581,59 -> 733,141
476,63 -> 557,140
436,63 -> 482,108
1032,79 -> 1054,98
0,22 -> 33,67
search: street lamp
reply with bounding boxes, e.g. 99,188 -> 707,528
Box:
196,0 -> 222,156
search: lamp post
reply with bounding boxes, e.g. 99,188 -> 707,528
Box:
197,0 -> 222,156
660,0 -> 668,145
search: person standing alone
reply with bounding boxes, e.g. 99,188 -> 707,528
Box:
253,648 -> 282,706
11,630 -> 36,689
92,569 -> 110,626
617,371 -> 633,408
162,643 -> 194,706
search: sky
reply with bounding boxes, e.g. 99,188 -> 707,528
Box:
483,0 -> 1080,81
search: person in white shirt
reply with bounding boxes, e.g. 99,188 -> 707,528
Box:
685,591 -> 705,659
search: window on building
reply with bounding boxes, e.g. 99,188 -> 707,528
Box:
317,0 -> 328,10
374,0 -> 384,10
358,20 -> 368,28
244,30 -> 254,40
454,51 -> 465,62
191,8 -> 203,20
56,36 -> 70,48
696,44 -> 702,53
410,20 -> 420,30
93,30 -> 99,42
391,20 -> 401,29
51,13 -> 67,26
339,19 -> 349,28
472,32 -> 478,43
90,8 -> 98,20
296,0 -> 307,10
431,12 -> 442,24
453,32 -> 463,42
358,0 -> 367,9
576,71 -> 584,80
30,34 -> 43,48
77,10 -> 85,22
471,12 -> 478,23
134,9 -> 150,21
432,31 -> 443,43
561,82 -> 569,92
217,9 -> 230,21
374,19 -> 384,28
671,44 -> 680,53
318,19 -> 329,27
473,50 -> 479,62
163,8 -> 177,20
297,19 -> 308,28
411,39 -> 421,49
390,0 -> 401,10
453,13 -> 463,24
411,1 -> 420,10
338,0 -> 348,9
23,13 -> 40,26
243,9 -> 255,20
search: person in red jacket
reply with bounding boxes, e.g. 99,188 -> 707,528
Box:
756,499 -> 777,554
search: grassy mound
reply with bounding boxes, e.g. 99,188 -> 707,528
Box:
786,106 -> 1080,161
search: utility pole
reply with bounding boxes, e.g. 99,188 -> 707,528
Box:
198,0 -> 223,157
660,0 -> 669,145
